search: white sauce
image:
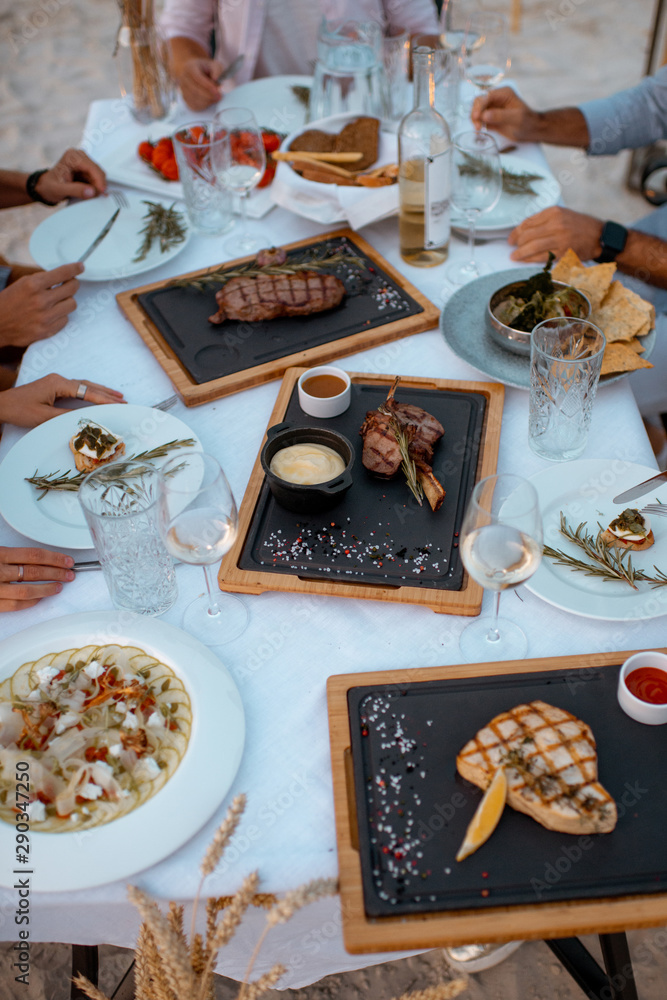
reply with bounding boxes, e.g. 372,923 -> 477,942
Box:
270,443 -> 345,485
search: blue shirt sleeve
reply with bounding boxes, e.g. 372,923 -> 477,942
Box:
579,65 -> 667,156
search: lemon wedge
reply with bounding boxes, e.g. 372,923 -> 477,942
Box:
456,766 -> 507,862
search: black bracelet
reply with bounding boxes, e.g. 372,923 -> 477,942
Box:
25,169 -> 59,206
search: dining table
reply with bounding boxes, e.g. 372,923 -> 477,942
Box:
1,92 -> 666,999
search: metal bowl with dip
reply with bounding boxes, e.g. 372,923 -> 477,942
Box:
261,423 -> 354,514
487,277 -> 591,356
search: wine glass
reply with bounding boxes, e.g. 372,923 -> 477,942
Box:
159,451 -> 248,646
439,0 -> 483,59
459,474 -> 542,662
463,12 -> 510,105
445,130 -> 502,285
213,106 -> 266,255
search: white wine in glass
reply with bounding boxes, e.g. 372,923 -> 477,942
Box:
463,12 -> 510,98
159,451 -> 248,646
459,474 -> 542,662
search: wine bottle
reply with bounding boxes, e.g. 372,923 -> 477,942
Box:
398,46 -> 451,267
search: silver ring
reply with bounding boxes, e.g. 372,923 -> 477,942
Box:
76,383 -> 88,400
16,565 -> 24,583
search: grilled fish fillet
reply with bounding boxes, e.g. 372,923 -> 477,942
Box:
456,700 -> 617,835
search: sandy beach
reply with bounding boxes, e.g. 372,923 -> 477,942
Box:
2,1 -> 666,997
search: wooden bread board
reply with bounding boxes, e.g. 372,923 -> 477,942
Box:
327,649 -> 667,954
115,228 -> 440,407
217,368 -> 504,614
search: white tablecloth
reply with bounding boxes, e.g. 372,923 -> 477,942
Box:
0,100 -> 661,988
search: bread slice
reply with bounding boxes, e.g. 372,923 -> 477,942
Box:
333,117 -> 379,170
69,422 -> 125,473
600,527 -> 654,551
289,129 -> 336,155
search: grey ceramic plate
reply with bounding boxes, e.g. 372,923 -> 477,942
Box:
440,267 -> 656,390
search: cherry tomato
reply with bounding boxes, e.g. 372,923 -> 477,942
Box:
261,130 -> 281,154
138,141 -> 154,163
152,145 -> 171,171
257,161 -> 277,188
161,157 -> 179,181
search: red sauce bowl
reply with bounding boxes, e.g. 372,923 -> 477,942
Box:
618,652 -> 667,725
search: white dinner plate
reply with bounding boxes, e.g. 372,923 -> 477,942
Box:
29,190 -> 191,282
451,153 -> 560,237
526,459 -> 667,621
0,404 -> 201,549
0,612 -> 245,892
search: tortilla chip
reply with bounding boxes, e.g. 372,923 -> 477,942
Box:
551,249 -> 584,282
616,283 -> 656,328
568,263 -> 616,311
601,341 -> 654,376
627,338 -> 645,353
592,281 -> 648,342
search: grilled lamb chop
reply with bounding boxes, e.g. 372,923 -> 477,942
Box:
360,376 -> 446,510
457,700 -> 617,835
208,248 -> 345,324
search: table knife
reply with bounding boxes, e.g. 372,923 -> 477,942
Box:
79,207 -> 120,263
73,560 -> 102,571
216,54 -> 244,84
613,471 -> 667,503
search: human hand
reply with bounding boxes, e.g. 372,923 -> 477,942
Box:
508,207 -> 604,263
0,375 -> 125,429
0,263 -> 84,347
471,87 -> 538,142
178,57 -> 224,110
0,547 -> 75,612
35,149 -> 107,204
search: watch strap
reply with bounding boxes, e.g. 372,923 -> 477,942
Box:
0,266 -> 11,292
25,169 -> 59,206
595,220 -> 628,263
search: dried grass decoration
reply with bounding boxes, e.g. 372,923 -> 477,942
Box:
72,794 -> 468,1000
116,0 -> 170,122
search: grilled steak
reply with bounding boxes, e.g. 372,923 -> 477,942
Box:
457,700 -> 617,835
208,268 -> 345,324
360,376 -> 446,510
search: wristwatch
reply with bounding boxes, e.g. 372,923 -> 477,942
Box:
595,221 -> 628,263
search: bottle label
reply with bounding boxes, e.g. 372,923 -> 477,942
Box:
424,150 -> 451,249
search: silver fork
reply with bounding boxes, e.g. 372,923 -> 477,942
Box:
641,504 -> 667,517
153,394 -> 179,411
110,188 -> 129,209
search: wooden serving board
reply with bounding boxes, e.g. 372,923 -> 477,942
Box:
218,368 -> 504,615
115,228 -> 440,407
327,650 -> 667,954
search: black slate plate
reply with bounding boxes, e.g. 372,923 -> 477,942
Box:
348,665 -> 667,917
238,381 -> 486,590
137,236 -> 424,385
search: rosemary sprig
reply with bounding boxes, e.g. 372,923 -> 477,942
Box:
170,248 -> 365,292
542,511 -> 667,590
26,438 -> 196,499
378,404 -> 423,506
133,201 -> 187,262
458,152 -> 543,196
